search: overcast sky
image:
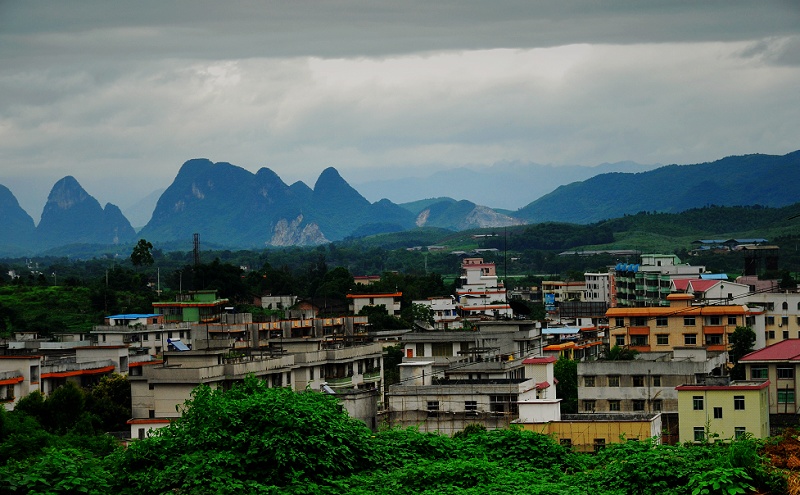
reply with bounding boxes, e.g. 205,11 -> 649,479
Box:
1,1 -> 798,221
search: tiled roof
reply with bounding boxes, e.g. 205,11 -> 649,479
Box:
687,280 -> 720,293
740,339 -> 800,362
672,279 -> 692,291
522,356 -> 558,364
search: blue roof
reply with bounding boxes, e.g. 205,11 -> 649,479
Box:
543,327 -> 581,335
167,339 -> 190,351
700,274 -> 729,280
106,314 -> 160,319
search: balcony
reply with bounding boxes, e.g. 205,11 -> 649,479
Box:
326,376 -> 352,388
363,370 -> 381,383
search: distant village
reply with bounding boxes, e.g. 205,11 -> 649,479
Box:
1,237 -> 798,452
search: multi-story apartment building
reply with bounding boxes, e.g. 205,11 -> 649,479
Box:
0,345 -> 133,411
542,281 -> 587,310
127,313 -> 385,438
346,292 -> 402,316
456,258 -> 512,318
151,289 -> 230,324
676,378 -> 770,443
584,272 -> 611,304
91,313 -> 193,357
613,254 -> 707,307
605,293 -> 760,353
577,348 -> 727,443
400,320 -> 544,375
739,339 -> 800,416
384,355 -> 556,434
412,296 -> 459,330
743,292 -> 800,347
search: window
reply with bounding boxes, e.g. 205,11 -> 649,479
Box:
584,376 -> 595,387
633,375 -> 645,387
783,316 -> 790,327
784,302 -> 790,310
785,331 -> 791,340
778,390 -> 795,404
734,396 -> 745,410
309,367 -> 314,380
465,401 -> 478,416
656,316 -> 668,327
684,316 -> 696,326
416,343 -> 425,357
684,334 -> 697,345
30,365 -> 39,383
633,400 -> 645,411
713,407 -> 723,419
632,317 -> 647,326
706,335 -> 722,345
583,400 -> 596,412
608,376 -> 620,387
652,400 -> 662,412
653,375 -> 662,387
694,427 -> 705,442
431,342 -> 452,357
631,335 -> 648,346
766,316 -> 775,326
615,317 -> 625,327
560,438 -> 572,448
708,316 -> 721,325
734,427 -> 747,439
728,316 -> 737,325
768,331 -> 775,339
427,401 -> 440,416
656,334 -> 669,345
615,335 -> 625,346
490,395 -> 518,414
693,396 -> 704,410
778,367 -> 794,379
608,400 -> 621,411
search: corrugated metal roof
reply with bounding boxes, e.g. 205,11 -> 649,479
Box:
740,339 -> 800,362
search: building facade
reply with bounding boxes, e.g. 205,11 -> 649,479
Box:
676,379 -> 770,443
605,293 -> 757,353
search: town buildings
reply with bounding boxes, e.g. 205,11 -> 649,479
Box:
456,257 -> 512,318
613,254 -> 707,308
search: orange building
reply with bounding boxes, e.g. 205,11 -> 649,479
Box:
605,293 -> 755,353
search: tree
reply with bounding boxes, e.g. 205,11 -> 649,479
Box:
605,345 -> 638,361
117,376 -> 374,492
554,357 -> 577,413
130,239 -> 154,269
730,325 -> 756,380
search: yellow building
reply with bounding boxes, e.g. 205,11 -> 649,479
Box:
676,380 -> 769,443
519,413 -> 662,452
606,293 -> 754,353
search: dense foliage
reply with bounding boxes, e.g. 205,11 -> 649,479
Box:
1,377 -> 791,494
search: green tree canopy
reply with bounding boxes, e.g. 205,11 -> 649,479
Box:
130,239 -> 154,269
554,357 -> 577,414
730,325 -> 757,380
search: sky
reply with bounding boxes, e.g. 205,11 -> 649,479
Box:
1,1 -> 799,222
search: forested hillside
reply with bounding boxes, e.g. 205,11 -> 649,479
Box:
516,151 -> 800,224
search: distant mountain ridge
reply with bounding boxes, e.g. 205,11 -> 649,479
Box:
0,150 -> 798,256
515,151 -> 800,224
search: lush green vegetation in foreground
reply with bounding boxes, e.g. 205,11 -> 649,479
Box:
0,377 -> 789,495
